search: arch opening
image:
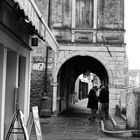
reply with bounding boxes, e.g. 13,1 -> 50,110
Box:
75,73 -> 101,102
57,56 -> 109,113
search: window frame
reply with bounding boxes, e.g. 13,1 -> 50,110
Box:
75,0 -> 94,28
72,0 -> 97,29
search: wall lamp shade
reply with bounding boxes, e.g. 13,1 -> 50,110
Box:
31,38 -> 38,46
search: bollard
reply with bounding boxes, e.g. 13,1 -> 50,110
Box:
40,96 -> 52,117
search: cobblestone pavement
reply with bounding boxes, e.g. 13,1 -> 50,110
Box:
30,99 -> 139,140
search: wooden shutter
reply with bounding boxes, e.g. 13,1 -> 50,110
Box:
76,0 -> 93,28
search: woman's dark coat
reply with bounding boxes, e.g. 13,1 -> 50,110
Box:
87,89 -> 98,110
98,88 -> 109,103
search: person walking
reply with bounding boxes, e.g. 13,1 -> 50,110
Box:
98,85 -> 109,120
87,86 -> 98,122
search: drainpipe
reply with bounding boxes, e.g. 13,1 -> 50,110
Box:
44,0 -> 51,95
40,0 -> 52,117
48,0 -> 51,28
40,46 -> 52,117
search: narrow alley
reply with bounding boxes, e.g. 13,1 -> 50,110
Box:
30,99 -> 139,140
1,1 -> 140,140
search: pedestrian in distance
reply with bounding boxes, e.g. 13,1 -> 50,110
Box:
87,86 -> 98,122
98,85 -> 109,120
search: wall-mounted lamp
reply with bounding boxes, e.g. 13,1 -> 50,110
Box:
24,17 -> 30,23
31,37 -> 38,46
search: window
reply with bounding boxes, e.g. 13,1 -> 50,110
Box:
76,0 -> 93,28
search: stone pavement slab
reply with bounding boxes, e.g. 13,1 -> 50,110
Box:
30,99 -> 139,140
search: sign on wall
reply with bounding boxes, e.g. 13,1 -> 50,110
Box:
32,106 -> 42,140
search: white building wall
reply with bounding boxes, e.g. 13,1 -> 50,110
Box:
0,29 -> 31,139
4,51 -> 18,137
0,47 -> 7,140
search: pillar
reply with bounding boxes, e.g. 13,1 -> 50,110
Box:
52,81 -> 58,115
0,47 -> 7,140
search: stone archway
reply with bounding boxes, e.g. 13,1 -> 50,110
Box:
53,50 -> 114,84
52,51 -> 114,114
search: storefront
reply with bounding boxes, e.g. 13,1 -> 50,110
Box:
0,0 -> 58,139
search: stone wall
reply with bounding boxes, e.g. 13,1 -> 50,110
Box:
33,0 -> 126,115
30,40 -> 47,112
50,0 -> 124,29
57,45 -> 125,87
98,0 -> 124,29
50,0 -> 71,28
30,69 -> 46,111
34,0 -> 49,24
49,0 -> 124,43
55,45 -> 125,114
30,42 -> 55,112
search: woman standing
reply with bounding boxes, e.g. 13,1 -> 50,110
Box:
98,85 -> 109,120
87,86 -> 98,121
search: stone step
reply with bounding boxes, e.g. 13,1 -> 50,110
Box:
111,116 -> 126,130
101,118 -> 140,137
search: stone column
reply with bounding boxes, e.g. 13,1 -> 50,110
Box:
93,0 -> 98,42
94,0 -> 98,29
108,85 -> 120,116
72,0 -> 76,28
71,0 -> 76,43
52,81 -> 58,115
0,47 -> 7,140
24,52 -> 32,122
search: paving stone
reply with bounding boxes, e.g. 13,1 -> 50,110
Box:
30,99 -> 139,140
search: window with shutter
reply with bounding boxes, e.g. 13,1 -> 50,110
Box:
76,0 -> 93,28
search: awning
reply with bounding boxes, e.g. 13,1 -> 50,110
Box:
13,0 -> 59,51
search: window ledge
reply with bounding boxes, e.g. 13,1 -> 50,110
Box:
72,28 -> 96,32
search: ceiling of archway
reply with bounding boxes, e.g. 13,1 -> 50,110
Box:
59,56 -> 108,83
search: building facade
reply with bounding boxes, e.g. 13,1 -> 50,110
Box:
32,0 -> 127,115
0,0 -> 58,139
0,1 -> 32,139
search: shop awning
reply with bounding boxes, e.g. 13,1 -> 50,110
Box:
13,0 -> 59,51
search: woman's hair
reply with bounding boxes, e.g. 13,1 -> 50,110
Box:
93,86 -> 98,91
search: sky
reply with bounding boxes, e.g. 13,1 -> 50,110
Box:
125,1 -> 140,70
